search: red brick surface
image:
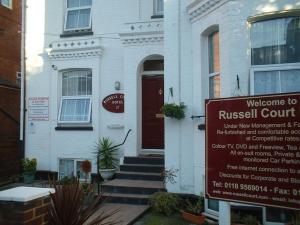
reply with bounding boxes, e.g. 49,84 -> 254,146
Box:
0,0 -> 21,184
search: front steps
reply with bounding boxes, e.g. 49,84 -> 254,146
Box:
101,156 -> 165,205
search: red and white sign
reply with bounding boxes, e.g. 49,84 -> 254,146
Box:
102,93 -> 124,113
206,93 -> 300,210
28,97 -> 49,121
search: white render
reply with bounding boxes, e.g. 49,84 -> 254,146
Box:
0,187 -> 54,202
25,0 -> 300,223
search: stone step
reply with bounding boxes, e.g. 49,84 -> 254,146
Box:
120,164 -> 164,174
101,192 -> 151,205
123,156 -> 164,166
101,179 -> 165,195
115,171 -> 163,181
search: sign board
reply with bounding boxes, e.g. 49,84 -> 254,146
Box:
206,93 -> 300,210
28,97 -> 49,121
102,93 -> 124,113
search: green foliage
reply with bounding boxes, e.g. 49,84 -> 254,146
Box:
59,176 -> 77,185
49,178 -> 118,225
95,137 -> 119,169
184,195 -> 204,215
150,192 -> 181,216
141,211 -> 190,225
22,158 -> 37,174
161,103 -> 185,120
242,215 -> 258,225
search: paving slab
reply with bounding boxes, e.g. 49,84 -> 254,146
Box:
86,203 -> 149,225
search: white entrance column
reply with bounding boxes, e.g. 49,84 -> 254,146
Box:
219,201 -> 231,225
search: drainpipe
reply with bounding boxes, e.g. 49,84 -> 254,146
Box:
20,0 -> 26,160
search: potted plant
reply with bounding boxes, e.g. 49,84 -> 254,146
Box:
22,158 -> 37,184
181,195 -> 206,225
95,137 -> 119,180
161,103 -> 185,120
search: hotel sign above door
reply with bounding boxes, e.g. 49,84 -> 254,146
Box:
102,93 -> 124,113
206,93 -> 300,210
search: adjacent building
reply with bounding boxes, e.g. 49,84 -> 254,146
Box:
25,0 -> 300,224
0,0 -> 21,183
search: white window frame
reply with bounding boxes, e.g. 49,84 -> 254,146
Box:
1,0 -> 12,8
64,2 -> 92,31
58,96 -> 92,124
250,63 -> 300,95
58,158 -> 91,182
153,0 -> 163,16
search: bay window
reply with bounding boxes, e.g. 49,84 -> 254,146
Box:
58,70 -> 92,124
251,16 -> 300,95
251,16 -> 300,224
64,0 -> 92,31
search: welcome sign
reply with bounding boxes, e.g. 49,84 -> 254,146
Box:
206,93 -> 300,210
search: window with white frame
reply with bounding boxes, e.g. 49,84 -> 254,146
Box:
1,0 -> 12,8
251,16 -> 300,224
58,70 -> 92,123
208,31 -> 220,98
251,16 -> 300,95
154,0 -> 164,16
59,159 -> 91,181
64,0 -> 92,31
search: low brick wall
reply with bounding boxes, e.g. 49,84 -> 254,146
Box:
0,187 -> 54,225
0,196 -> 50,225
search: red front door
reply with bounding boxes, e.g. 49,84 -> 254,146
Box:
142,75 -> 164,149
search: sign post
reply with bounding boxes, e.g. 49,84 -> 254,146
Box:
206,93 -> 300,210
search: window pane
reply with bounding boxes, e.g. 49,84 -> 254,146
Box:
67,0 -> 79,8
62,70 -> 92,96
254,70 -> 300,95
59,98 -> 91,122
80,0 -> 92,7
251,17 -> 300,65
155,0 -> 164,14
1,0 -> 11,7
66,10 -> 79,29
59,159 -> 74,179
254,71 -> 280,95
208,199 -> 219,212
78,9 -> 91,28
266,207 -> 295,223
281,69 -> 300,93
209,31 -> 220,74
76,161 -> 89,180
209,74 -> 220,98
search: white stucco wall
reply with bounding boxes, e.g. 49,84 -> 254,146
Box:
25,0 -> 163,174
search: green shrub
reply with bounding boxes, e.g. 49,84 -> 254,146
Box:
150,192 -> 181,216
22,158 -> 37,174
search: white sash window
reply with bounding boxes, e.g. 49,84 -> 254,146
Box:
154,0 -> 164,16
250,17 -> 300,95
58,70 -> 92,123
64,0 -> 92,31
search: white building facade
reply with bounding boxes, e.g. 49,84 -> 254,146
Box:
25,0 -> 300,224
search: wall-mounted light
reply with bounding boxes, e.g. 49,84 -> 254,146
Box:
115,81 -> 121,90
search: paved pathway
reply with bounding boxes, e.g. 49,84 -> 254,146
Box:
86,203 -> 149,225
